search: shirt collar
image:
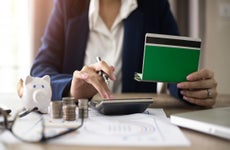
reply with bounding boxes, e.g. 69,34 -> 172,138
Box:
89,0 -> 138,30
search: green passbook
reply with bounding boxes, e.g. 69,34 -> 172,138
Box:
135,33 -> 201,83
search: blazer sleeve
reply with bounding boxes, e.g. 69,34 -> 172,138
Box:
30,0 -> 72,100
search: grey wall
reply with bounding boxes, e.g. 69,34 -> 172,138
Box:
204,0 -> 230,94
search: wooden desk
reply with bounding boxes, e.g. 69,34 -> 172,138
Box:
1,93 -> 230,150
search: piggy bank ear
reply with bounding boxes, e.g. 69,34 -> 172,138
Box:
42,75 -> 50,83
25,75 -> 33,84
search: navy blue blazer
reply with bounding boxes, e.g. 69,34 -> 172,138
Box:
31,0 -> 182,100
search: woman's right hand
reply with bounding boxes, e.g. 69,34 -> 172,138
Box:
69,60 -> 116,100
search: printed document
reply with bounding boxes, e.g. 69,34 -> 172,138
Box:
46,108 -> 190,146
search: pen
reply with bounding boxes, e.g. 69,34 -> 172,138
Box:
96,56 -> 109,86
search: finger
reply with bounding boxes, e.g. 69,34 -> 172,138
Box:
71,70 -> 95,99
91,61 -> 116,80
110,65 -> 115,72
72,70 -> 89,87
89,77 -> 112,99
180,88 -> 217,99
183,96 -> 216,107
73,70 -> 88,79
187,69 -> 214,81
81,66 -> 112,99
73,67 -> 112,99
177,78 -> 216,89
180,90 -> 208,99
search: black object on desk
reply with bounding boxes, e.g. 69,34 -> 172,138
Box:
90,98 -> 153,115
0,105 -> 11,115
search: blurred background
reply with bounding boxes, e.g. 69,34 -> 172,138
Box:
0,0 -> 229,95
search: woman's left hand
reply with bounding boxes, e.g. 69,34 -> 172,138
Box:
177,69 -> 218,107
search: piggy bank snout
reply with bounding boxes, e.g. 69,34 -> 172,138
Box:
33,89 -> 49,104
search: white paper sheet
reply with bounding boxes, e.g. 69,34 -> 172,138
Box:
0,143 -> 6,150
46,108 -> 190,146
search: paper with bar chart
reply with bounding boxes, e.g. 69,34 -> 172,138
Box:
47,108 -> 190,147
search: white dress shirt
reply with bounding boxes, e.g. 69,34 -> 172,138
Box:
84,0 -> 137,93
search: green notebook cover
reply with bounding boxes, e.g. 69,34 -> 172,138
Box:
135,33 -> 201,83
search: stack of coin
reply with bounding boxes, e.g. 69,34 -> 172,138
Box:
62,97 -> 76,105
62,97 -> 76,121
50,101 -> 63,119
78,99 -> 89,118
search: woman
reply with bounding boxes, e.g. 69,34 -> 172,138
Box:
31,0 -> 217,107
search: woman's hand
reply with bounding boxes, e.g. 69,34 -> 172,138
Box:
70,60 -> 116,100
177,69 -> 218,107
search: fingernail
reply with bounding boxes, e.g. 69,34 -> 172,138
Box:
183,96 -> 189,101
177,83 -> 182,88
103,92 -> 109,99
187,75 -> 192,80
180,90 -> 185,95
112,74 -> 116,80
110,66 -> 115,71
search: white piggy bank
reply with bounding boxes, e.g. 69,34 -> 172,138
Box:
17,75 -> 52,113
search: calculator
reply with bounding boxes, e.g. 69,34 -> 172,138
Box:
90,98 -> 153,115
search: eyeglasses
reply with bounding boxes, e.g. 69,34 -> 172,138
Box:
0,107 -> 84,143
